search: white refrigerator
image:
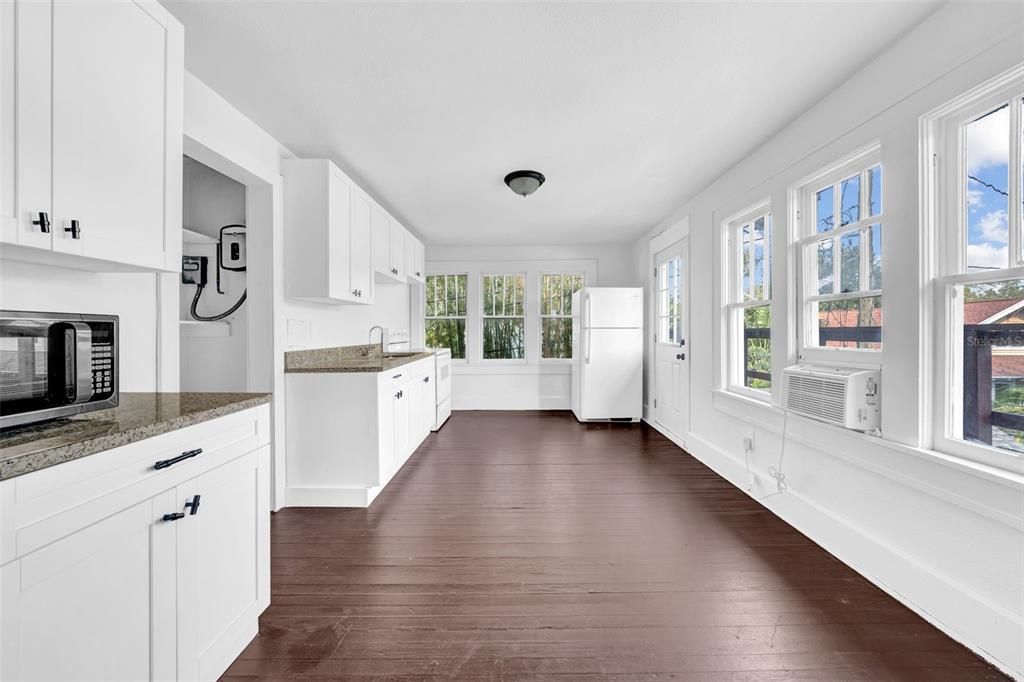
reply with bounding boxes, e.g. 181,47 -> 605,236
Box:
571,287 -> 643,422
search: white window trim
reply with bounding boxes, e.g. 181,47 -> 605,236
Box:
427,259 -> 598,368
537,270 -> 587,363
721,199 -> 773,402
424,273 -> 469,363
923,63 -> 1024,471
790,141 -> 884,365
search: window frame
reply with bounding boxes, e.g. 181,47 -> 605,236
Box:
480,271 -> 528,363
792,143 -> 884,364
424,273 -> 469,361
925,65 -> 1024,470
538,270 -> 586,362
722,200 -> 773,401
655,255 -> 683,347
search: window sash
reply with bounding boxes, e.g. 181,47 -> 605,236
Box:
481,273 -> 526,361
539,273 -> 584,361
724,204 -> 772,398
797,148 -> 883,354
425,274 -> 467,320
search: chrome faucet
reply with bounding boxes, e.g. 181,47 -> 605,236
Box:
367,325 -> 384,357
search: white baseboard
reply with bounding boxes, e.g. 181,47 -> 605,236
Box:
644,418 -> 1023,681
284,484 -> 382,508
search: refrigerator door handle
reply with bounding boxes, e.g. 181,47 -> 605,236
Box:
584,292 -> 592,330
585,328 -> 591,364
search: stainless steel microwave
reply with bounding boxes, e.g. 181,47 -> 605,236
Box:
0,311 -> 118,429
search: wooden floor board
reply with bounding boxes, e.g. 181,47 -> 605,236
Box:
221,411 -> 1005,680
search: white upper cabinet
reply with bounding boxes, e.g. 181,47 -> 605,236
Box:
350,187 -> 375,305
283,159 -> 373,305
373,205 -> 407,284
406,233 -> 425,283
0,0 -> 183,272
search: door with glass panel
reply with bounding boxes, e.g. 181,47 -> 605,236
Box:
654,240 -> 689,438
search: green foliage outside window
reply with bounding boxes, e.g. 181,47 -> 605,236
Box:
425,274 -> 467,359
482,274 -> 525,359
540,274 -> 584,359
744,305 -> 771,390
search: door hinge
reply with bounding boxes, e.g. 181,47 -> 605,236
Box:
653,267 -> 657,277
932,152 -> 938,168
654,398 -> 658,408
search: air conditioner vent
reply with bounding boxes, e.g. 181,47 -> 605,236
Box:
783,365 -> 880,431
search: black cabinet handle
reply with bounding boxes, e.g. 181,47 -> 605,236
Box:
395,390 -> 403,399
184,494 -> 201,515
423,376 -> 429,383
162,512 -> 185,522
392,373 -> 402,379
65,219 -> 81,239
154,447 -> 202,470
31,211 -> 51,233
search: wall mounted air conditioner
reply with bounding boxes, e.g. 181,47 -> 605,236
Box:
783,364 -> 880,431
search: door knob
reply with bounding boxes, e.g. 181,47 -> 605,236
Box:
675,353 -> 685,360
31,211 -> 51,233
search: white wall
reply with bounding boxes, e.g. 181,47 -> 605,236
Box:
634,4 -> 1024,678
0,262 -> 162,391
181,73 -> 418,508
180,156 -> 249,391
426,244 -> 636,409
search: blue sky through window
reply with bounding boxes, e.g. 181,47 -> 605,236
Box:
966,104 -> 1011,271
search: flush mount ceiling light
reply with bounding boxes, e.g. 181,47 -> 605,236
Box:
504,170 -> 545,197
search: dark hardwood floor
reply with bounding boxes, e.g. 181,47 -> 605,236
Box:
222,411 -> 1005,680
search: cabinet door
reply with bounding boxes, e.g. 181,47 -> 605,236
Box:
0,491 -> 177,682
50,0 -> 182,268
392,386 -> 410,470
406,237 -> 425,282
350,188 -> 374,304
405,375 -> 423,464
389,220 -> 407,282
371,205 -> 391,276
421,371 -> 436,440
327,168 -> 353,301
0,0 -> 52,250
177,448 -> 269,682
376,381 -> 395,484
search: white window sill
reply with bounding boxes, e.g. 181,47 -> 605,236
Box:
710,389 -> 1024,489
453,363 -> 572,376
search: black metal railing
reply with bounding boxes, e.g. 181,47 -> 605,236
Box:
963,324 -> 1024,446
740,325 -> 881,387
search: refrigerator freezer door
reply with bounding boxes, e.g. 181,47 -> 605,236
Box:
580,327 -> 642,420
581,288 -> 643,329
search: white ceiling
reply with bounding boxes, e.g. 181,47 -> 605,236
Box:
165,1 -> 941,246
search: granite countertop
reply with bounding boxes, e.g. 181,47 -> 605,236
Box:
0,392 -> 271,481
285,343 -> 435,373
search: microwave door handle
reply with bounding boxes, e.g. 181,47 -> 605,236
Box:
70,322 -> 92,403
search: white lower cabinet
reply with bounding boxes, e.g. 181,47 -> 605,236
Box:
0,404 -> 271,682
286,357 -> 436,507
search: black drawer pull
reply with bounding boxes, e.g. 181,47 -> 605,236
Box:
154,448 -> 202,470
392,373 -> 402,379
162,512 -> 185,522
184,494 -> 201,515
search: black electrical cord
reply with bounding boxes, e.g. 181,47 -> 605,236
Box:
190,284 -> 247,322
